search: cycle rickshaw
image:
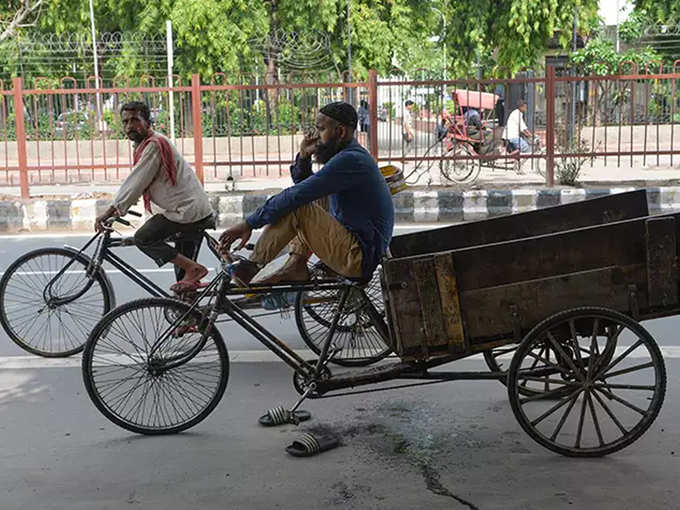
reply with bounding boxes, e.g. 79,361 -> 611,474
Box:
81,189 -> 667,457
439,89 -> 544,185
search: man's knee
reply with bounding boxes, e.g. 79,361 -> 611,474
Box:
133,225 -> 157,248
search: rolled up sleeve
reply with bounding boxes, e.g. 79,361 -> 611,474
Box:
113,143 -> 160,214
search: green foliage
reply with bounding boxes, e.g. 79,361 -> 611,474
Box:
0,0 -> 616,84
618,9 -> 651,43
632,0 -> 680,22
571,38 -> 661,74
443,0 -> 600,77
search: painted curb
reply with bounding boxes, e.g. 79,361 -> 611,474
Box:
0,187 -> 678,232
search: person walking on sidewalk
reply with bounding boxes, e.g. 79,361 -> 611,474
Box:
94,101 -> 214,292
218,101 -> 394,286
402,100 -> 415,150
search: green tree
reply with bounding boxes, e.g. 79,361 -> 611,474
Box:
571,38 -> 662,124
0,1 -> 44,43
631,0 -> 680,21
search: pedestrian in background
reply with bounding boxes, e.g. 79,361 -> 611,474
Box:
402,100 -> 415,153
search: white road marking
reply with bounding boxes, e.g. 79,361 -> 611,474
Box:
1,346 -> 679,368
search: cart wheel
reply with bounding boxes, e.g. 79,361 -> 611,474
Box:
485,344 -> 575,398
440,143 -> 481,184
295,267 -> 391,366
508,307 -> 666,457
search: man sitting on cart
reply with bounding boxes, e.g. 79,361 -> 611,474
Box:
503,99 -> 533,153
219,102 -> 394,286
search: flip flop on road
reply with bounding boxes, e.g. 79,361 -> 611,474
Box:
286,432 -> 340,457
170,280 -> 209,294
259,406 -> 311,427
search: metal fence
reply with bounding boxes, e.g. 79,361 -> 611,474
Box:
1,65 -> 680,198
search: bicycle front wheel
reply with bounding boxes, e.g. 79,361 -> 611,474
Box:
82,298 -> 229,435
0,247 -> 114,357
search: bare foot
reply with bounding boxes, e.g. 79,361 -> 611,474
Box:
182,264 -> 209,283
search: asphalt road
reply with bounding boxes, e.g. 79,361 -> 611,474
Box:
0,227 -> 678,509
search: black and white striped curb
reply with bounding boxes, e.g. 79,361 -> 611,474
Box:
1,187 -> 679,232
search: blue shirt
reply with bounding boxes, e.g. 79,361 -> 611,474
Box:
246,139 -> 394,279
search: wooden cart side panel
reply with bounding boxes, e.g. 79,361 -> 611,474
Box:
460,264 -> 648,341
381,258 -> 422,356
413,258 -> 447,354
646,217 -> 679,308
433,254 -> 466,353
390,189 -> 649,258
451,213 -> 680,291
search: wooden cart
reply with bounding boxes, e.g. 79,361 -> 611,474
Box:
315,189 -> 667,457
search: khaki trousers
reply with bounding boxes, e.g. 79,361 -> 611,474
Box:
251,203 -> 363,278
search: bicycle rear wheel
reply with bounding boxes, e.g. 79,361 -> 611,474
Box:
0,247 -> 114,357
295,269 -> 391,366
440,143 -> 482,184
82,298 -> 229,435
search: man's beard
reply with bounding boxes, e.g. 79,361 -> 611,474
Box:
126,129 -> 149,144
315,137 -> 349,164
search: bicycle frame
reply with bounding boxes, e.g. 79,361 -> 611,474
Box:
149,265 -> 389,384
45,228 -> 223,304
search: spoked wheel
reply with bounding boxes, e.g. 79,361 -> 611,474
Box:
440,142 -> 481,184
82,297 -> 229,435
508,307 -> 666,457
485,344 -> 574,398
0,247 -> 114,357
295,268 -> 391,366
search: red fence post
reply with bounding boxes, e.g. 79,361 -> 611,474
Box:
545,66 -> 555,187
368,69 -> 379,161
12,77 -> 29,198
191,73 -> 204,185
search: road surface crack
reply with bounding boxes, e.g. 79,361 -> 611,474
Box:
422,464 -> 479,510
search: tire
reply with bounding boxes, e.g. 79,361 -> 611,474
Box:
0,247 -> 115,357
82,297 -> 229,435
295,268 -> 391,366
507,307 -> 666,457
440,142 -> 482,184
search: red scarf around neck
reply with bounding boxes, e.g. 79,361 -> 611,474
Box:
133,133 -> 177,212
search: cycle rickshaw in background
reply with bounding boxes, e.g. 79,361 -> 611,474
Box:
439,89 -> 544,185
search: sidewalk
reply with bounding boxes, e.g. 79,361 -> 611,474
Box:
0,163 -> 679,233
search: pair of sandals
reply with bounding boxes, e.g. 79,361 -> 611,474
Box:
259,406 -> 340,457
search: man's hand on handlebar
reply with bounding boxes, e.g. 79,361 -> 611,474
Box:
218,221 -> 253,257
94,207 -> 141,232
94,206 -> 118,233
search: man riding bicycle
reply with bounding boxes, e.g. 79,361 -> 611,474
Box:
94,101 -> 214,293
503,99 -> 533,153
